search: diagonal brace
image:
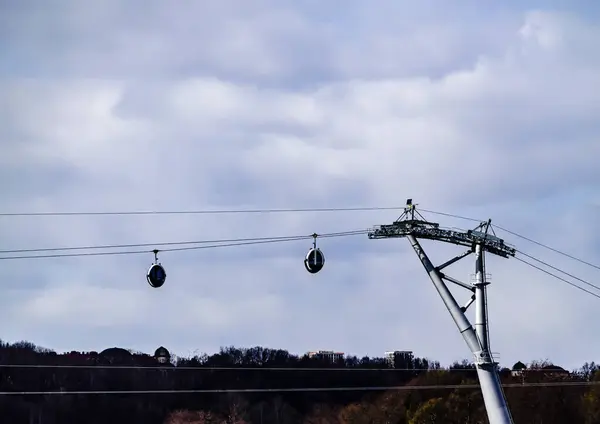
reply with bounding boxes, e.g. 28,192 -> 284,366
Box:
439,272 -> 474,291
436,249 -> 472,271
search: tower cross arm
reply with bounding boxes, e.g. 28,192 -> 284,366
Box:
367,220 -> 516,258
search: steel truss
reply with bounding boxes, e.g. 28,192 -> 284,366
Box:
368,199 -> 515,424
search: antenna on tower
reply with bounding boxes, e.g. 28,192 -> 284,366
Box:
368,199 -> 516,424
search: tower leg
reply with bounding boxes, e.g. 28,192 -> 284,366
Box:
474,242 -> 490,352
406,235 -> 513,424
474,243 -> 514,423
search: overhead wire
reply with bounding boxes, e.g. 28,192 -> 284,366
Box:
513,256 -> 600,300
0,381 -> 597,396
0,203 -> 595,269
418,208 -> 482,223
422,208 -> 600,272
515,249 -> 600,293
485,221 -> 600,298
0,229 -> 368,261
419,208 -> 600,298
1,204 -> 598,301
0,364 -> 575,372
493,224 -> 600,271
0,206 -> 404,217
0,235 -> 319,254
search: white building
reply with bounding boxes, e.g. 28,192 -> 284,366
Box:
307,350 -> 345,363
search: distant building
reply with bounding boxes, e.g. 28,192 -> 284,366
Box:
511,361 -> 569,379
307,350 -> 344,363
385,351 -> 413,368
541,364 -> 569,377
511,361 -> 527,377
99,347 -> 133,365
154,346 -> 171,364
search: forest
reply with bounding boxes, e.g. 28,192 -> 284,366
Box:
0,340 -> 599,423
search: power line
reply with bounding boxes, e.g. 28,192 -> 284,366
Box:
514,256 -> 600,300
0,381 -> 596,396
2,204 -> 596,274
494,224 -> 600,271
0,230 -> 367,255
0,206 -> 508,259
418,208 -> 481,223
1,204 -> 587,266
0,364 -> 575,372
418,210 -> 600,296
0,206 -> 403,217
0,235 -> 313,254
372,207 -> 600,301
517,250 -> 600,293
0,364 -> 443,371
0,230 -> 368,261
2,204 -> 597,303
420,209 -> 600,273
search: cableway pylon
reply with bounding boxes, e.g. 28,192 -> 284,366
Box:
368,199 -> 516,424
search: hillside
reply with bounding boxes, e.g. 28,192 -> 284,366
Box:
0,340 -> 599,423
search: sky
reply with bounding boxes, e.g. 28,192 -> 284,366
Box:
1,1 -> 600,371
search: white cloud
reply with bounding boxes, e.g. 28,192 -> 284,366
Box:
1,2 -> 599,371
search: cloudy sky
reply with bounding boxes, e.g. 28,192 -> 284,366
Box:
1,1 -> 600,371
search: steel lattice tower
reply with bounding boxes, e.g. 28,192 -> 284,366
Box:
368,199 -> 515,424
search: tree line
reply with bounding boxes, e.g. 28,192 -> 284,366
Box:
0,340 -> 599,423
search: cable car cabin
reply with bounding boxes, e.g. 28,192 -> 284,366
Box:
304,248 -> 325,273
147,263 -> 167,288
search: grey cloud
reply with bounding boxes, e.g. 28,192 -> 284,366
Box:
1,0 -> 517,82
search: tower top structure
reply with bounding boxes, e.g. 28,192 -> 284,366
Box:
368,199 -> 515,424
